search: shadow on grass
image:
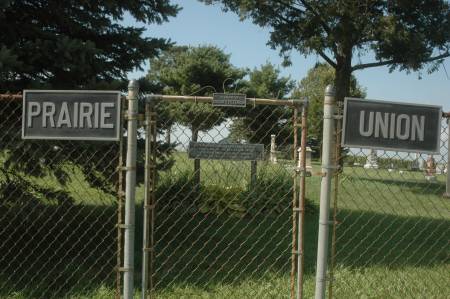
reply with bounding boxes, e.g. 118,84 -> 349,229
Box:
347,175 -> 446,196
0,199 -> 448,298
334,208 -> 449,269
0,203 -> 117,299
140,202 -> 448,295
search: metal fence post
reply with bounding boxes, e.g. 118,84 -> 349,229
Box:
314,85 -> 336,299
142,98 -> 157,299
445,118 -> 450,197
297,100 -> 308,299
123,80 -> 139,299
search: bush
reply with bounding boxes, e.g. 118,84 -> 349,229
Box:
156,167 -> 316,217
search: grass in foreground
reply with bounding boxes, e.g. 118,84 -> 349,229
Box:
0,153 -> 449,298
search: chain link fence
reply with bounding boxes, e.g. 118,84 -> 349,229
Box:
3,88 -> 447,298
329,105 -> 450,298
142,97 -> 309,298
0,94 -> 122,298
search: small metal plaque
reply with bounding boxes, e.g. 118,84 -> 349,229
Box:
212,93 -> 246,107
342,97 -> 442,153
188,142 -> 264,160
22,90 -> 121,141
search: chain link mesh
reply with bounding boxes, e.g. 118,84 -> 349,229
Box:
147,99 -> 304,298
0,95 -> 121,298
330,107 -> 450,298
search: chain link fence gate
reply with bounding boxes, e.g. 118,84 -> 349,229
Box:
328,101 -> 450,298
140,94 -> 309,298
0,94 -> 123,298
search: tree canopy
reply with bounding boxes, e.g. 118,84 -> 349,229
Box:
147,45 -> 245,138
0,0 -> 180,91
201,0 -> 450,102
229,62 -> 295,146
0,0 -> 180,206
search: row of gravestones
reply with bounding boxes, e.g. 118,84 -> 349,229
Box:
363,149 -> 447,182
269,134 -> 313,172
269,136 -> 447,182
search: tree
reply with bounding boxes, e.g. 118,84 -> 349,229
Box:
147,45 -> 245,184
0,0 -> 180,91
0,1 -> 180,205
147,46 -> 245,136
229,63 -> 295,147
201,0 -> 450,102
292,63 -> 365,154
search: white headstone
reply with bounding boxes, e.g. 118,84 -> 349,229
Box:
270,134 -> 277,164
411,153 -> 421,171
364,149 -> 379,169
425,155 -> 437,182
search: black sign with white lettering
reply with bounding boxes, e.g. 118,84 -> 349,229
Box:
22,90 -> 121,141
212,93 -> 246,107
342,98 -> 442,153
188,142 -> 264,160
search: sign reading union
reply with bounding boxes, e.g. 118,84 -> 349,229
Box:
22,90 -> 121,141
342,98 -> 442,153
188,142 -> 264,160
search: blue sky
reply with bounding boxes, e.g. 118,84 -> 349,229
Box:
127,0 -> 450,111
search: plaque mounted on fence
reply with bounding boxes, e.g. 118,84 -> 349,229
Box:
188,142 -> 264,161
212,93 -> 246,107
342,98 -> 442,154
22,90 -> 121,141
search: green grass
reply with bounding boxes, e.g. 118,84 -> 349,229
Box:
1,152 -> 449,298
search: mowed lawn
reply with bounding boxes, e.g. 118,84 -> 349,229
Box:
0,152 -> 449,298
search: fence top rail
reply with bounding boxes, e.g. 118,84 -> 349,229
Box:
145,94 -> 306,107
0,93 -> 128,102
3,92 -> 448,116
0,94 -> 22,101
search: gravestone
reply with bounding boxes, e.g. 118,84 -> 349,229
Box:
411,153 -> 421,171
270,134 -> 277,164
425,155 -> 437,182
364,149 -> 379,169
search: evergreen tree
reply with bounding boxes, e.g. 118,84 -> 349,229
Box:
229,63 -> 295,147
0,1 -> 180,204
0,0 -> 180,91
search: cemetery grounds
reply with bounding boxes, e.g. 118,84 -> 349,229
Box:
1,150 -> 449,298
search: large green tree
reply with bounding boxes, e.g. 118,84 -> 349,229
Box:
0,1 -> 179,205
147,45 -> 245,184
292,63 -> 365,148
229,62 -> 295,147
147,45 -> 245,140
201,0 -> 450,102
0,0 -> 179,91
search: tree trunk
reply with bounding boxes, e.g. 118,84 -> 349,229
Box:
192,127 -> 200,189
334,56 -> 352,103
334,47 -> 352,169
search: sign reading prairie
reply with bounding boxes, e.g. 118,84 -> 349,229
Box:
22,90 -> 121,141
188,142 -> 264,160
342,98 -> 442,153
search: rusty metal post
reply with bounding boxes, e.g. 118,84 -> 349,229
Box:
297,100 -> 308,299
290,107 -> 299,299
142,100 -> 158,299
